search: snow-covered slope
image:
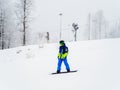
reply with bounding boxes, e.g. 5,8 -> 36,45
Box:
0,38 -> 120,90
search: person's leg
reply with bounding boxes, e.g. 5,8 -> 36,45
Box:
63,58 -> 70,72
57,59 -> 62,73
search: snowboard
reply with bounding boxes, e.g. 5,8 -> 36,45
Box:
51,70 -> 78,75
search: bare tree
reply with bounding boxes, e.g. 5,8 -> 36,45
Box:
46,32 -> 49,43
91,10 -> 106,39
0,0 -> 11,49
87,13 -> 91,40
0,6 -> 5,49
15,0 -> 32,46
114,20 -> 120,37
72,23 -> 79,41
97,11 -> 103,39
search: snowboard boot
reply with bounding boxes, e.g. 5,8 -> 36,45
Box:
67,69 -> 70,72
57,70 -> 60,73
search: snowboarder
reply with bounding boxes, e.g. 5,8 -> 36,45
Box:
57,40 -> 70,73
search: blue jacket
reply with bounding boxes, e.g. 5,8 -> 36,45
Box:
58,44 -> 68,59
59,44 -> 68,54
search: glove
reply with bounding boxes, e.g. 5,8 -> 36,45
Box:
58,53 -> 61,59
61,53 -> 68,59
58,53 -> 68,59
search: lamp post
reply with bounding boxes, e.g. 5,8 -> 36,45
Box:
59,13 -> 63,40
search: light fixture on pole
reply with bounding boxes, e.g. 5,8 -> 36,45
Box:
59,13 -> 63,40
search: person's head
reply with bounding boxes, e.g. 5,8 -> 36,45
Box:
59,40 -> 65,46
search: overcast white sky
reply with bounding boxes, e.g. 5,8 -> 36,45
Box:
30,0 -> 120,32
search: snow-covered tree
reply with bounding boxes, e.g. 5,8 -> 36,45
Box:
86,10 -> 107,40
72,23 -> 79,41
0,8 -> 5,49
15,0 -> 32,46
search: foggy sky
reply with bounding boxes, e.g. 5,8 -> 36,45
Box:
30,0 -> 120,32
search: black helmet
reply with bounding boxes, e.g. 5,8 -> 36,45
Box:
59,40 -> 65,45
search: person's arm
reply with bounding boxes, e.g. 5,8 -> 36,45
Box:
58,46 -> 62,58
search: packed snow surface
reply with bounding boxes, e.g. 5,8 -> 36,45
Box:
0,38 -> 120,90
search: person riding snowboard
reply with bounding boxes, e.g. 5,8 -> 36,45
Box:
57,40 -> 70,73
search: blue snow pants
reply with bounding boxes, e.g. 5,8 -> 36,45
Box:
57,58 -> 70,71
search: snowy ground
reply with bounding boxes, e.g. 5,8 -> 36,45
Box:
0,38 -> 120,90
